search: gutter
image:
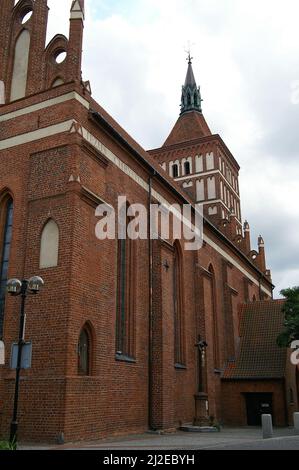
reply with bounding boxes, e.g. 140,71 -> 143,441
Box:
148,171 -> 156,431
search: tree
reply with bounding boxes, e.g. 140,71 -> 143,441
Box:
277,287 -> 299,347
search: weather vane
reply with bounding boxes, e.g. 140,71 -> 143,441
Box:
184,40 -> 195,64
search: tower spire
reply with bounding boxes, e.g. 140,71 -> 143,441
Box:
180,55 -> 202,115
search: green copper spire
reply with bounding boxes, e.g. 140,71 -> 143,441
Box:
180,54 -> 202,115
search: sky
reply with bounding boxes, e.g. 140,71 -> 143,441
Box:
45,0 -> 299,297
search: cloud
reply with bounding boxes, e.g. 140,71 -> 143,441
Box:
46,0 -> 299,297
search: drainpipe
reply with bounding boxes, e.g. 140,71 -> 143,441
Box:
148,171 -> 156,430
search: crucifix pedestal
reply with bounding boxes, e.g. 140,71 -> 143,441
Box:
193,338 -> 210,427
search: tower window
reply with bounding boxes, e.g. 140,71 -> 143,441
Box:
172,164 -> 179,178
0,196 -> 14,338
187,93 -> 191,106
184,161 -> 191,175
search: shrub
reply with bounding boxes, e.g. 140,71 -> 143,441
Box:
0,440 -> 16,450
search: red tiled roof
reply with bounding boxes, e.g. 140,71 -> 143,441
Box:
163,111 -> 212,146
223,300 -> 287,380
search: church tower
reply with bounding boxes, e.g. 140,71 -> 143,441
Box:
149,55 -> 243,240
149,56 -> 271,277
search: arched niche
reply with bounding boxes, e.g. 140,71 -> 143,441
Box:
39,219 -> 59,269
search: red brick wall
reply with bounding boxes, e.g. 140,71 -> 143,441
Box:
221,380 -> 287,427
0,1 -> 276,443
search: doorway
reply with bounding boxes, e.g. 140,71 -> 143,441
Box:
244,393 -> 273,426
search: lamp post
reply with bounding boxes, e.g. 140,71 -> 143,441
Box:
6,276 -> 44,446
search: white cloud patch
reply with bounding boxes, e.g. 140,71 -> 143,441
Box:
46,0 -> 299,296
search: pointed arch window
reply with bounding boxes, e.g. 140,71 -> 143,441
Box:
10,29 -> 31,101
208,264 -> 219,369
173,242 -> 185,366
78,325 -> 91,376
184,161 -> 191,176
187,92 -> 192,106
172,164 -> 179,178
0,196 -> 14,338
194,92 -> 198,107
116,206 -> 136,360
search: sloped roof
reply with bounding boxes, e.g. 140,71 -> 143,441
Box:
163,110 -> 212,146
184,62 -> 197,88
223,300 -> 287,380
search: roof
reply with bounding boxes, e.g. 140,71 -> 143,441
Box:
185,61 -> 197,88
162,110 -> 212,147
223,300 -> 287,380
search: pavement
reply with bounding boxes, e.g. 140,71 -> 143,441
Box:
18,426 -> 299,451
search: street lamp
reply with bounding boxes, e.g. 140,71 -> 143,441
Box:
6,276 -> 44,446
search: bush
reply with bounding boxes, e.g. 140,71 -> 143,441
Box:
0,440 -> 16,450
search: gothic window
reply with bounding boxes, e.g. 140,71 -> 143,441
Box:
172,164 -> 179,178
0,196 -> 13,338
187,92 -> 191,106
40,219 -> 59,269
10,29 -> 31,101
173,242 -> 185,366
208,264 -> 219,368
184,161 -> 191,175
78,325 -> 91,376
116,208 -> 135,359
207,177 -> 216,199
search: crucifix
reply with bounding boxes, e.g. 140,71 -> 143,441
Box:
193,336 -> 210,426
184,40 -> 195,64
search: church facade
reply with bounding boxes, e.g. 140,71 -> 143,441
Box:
0,1 -> 297,443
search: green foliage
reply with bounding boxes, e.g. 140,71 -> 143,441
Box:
277,287 -> 299,347
0,440 -> 16,450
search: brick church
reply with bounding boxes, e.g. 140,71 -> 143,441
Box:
0,0 -> 298,443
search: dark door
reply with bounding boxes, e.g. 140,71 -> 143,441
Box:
245,393 -> 273,426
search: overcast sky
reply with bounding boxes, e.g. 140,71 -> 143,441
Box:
46,0 -> 299,297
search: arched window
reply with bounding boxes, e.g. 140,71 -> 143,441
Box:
194,92 -> 198,107
184,161 -> 191,175
78,325 -> 91,376
173,242 -> 185,366
116,204 -> 136,359
0,196 -> 13,338
10,29 -> 31,101
172,164 -> 179,178
208,264 -> 219,369
40,219 -> 59,269
187,92 -> 191,106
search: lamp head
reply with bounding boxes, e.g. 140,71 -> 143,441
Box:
6,279 -> 22,296
28,276 -> 44,294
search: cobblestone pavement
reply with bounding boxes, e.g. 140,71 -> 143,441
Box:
18,427 -> 299,450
